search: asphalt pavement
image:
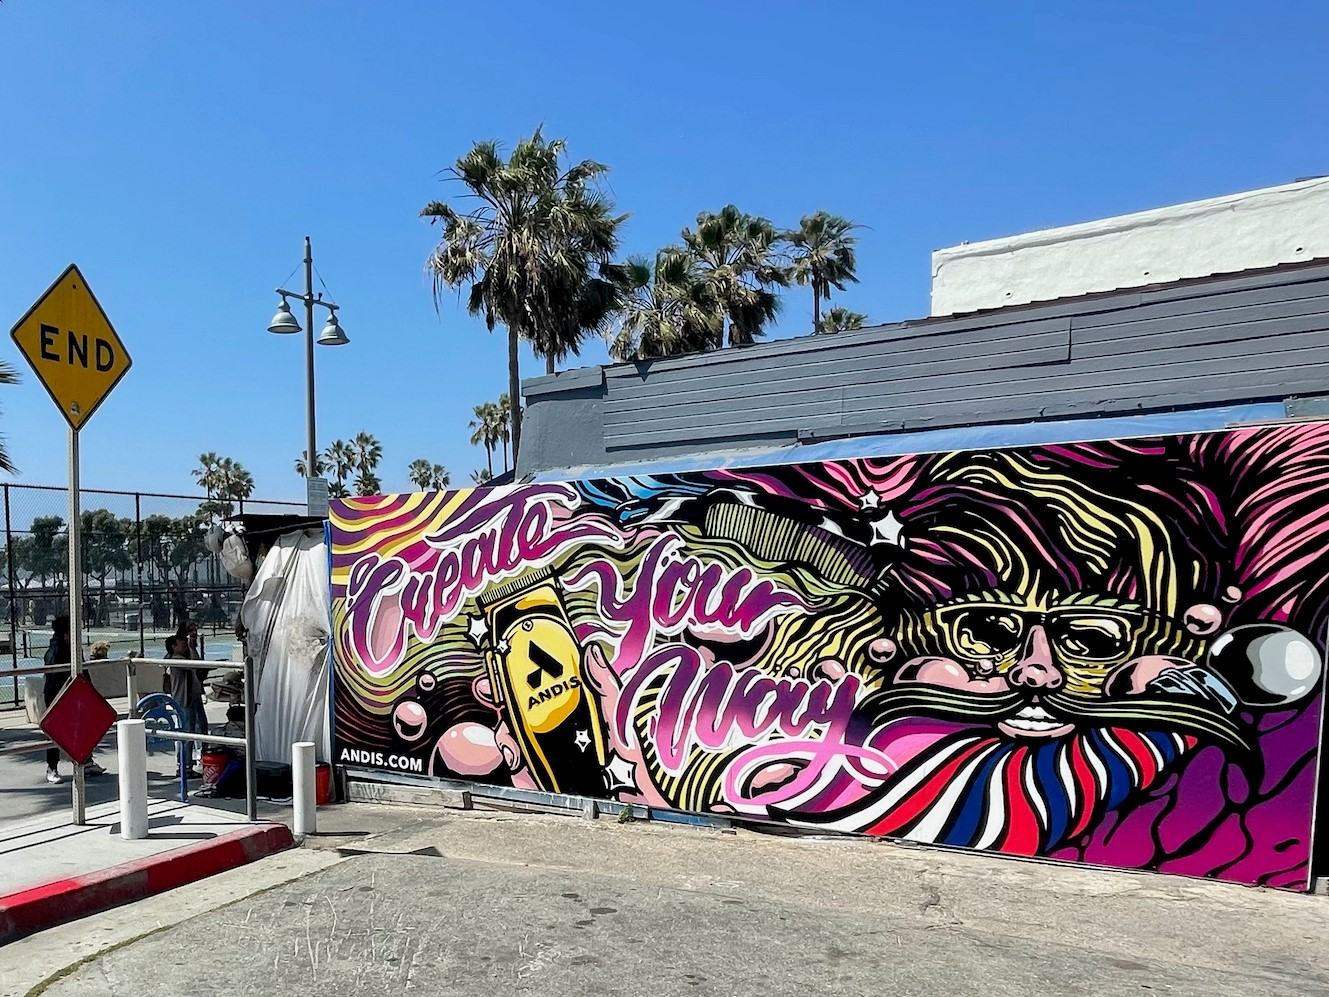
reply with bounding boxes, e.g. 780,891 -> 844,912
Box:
17,804 -> 1329,997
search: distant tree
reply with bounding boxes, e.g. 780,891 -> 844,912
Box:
16,515 -> 66,590
353,470 -> 383,496
816,306 -> 868,334
496,394 -> 513,472
165,517 -> 208,591
324,439 -> 356,495
192,452 -> 222,507
469,402 -> 500,476
140,514 -> 176,584
294,450 -> 325,478
194,456 -> 254,520
786,211 -> 860,331
408,459 -> 452,491
217,458 -> 254,502
682,205 -> 789,348
80,509 -> 132,616
140,513 -> 206,589
350,432 -> 383,496
469,468 -> 493,485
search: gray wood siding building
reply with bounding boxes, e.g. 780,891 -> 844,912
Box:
518,259 -> 1329,477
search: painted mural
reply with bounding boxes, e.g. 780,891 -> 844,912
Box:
329,424 -> 1329,889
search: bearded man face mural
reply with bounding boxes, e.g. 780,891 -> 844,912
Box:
740,435 -> 1327,881
330,425 -> 1329,890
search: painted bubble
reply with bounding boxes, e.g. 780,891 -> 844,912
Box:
867,639 -> 897,665
1184,604 -> 1223,636
393,701 -> 428,742
436,722 -> 503,776
1208,624 -> 1324,706
418,672 -> 437,692
814,657 -> 848,681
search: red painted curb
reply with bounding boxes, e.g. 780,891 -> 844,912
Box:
0,823 -> 295,945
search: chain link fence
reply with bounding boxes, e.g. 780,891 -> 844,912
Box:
0,483 -> 305,709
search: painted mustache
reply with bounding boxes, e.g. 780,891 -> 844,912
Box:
857,683 -> 1248,750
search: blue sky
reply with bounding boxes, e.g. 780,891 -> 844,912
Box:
1,1 -> 1326,502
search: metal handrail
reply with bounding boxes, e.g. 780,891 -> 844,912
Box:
127,655 -> 258,820
147,730 -> 246,749
18,653 -> 260,820
4,656 -> 241,679
6,658 -> 129,678
126,656 -> 232,670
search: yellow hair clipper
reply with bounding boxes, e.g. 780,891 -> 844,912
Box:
478,568 -> 609,795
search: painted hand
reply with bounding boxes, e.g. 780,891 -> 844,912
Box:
580,643 -> 669,807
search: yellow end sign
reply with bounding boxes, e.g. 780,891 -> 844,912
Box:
10,264 -> 132,430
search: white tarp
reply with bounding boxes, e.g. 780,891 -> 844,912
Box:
240,528 -> 330,766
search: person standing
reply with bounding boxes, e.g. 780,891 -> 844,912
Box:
167,633 -> 206,777
179,619 -> 206,661
42,615 -> 106,785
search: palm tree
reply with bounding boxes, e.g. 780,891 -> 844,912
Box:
350,432 -> 383,484
223,463 -> 255,501
470,468 -> 493,485
609,249 -> 723,360
786,212 -> 860,331
469,402 -> 499,476
681,205 -> 789,348
209,458 -> 254,516
408,459 -> 451,490
816,306 -> 868,334
353,470 -> 383,496
218,461 -> 254,519
192,451 -> 226,524
408,458 -> 431,490
324,439 -> 356,495
192,452 -> 221,500
0,359 -> 19,474
294,449 -> 325,478
421,128 -> 627,462
496,394 -> 512,472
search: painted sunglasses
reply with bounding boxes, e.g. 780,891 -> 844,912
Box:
928,602 -> 1172,668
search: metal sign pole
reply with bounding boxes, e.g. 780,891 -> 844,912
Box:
67,424 -> 85,825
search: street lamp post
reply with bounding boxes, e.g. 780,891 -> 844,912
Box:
266,236 -> 349,512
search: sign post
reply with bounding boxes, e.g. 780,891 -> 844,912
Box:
11,264 -> 132,825
66,425 -> 83,821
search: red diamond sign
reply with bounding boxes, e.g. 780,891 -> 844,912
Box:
40,675 -> 116,764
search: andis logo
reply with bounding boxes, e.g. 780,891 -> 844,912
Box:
527,673 -> 581,709
523,638 -> 583,708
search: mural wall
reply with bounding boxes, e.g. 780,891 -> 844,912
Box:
329,424 -> 1329,889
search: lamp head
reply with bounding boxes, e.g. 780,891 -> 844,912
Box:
267,298 -> 300,335
317,312 -> 349,346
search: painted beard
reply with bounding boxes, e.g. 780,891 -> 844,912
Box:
776,721 -> 1196,854
768,679 -> 1244,853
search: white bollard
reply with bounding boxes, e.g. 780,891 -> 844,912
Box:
292,741 -> 317,837
117,720 -> 149,840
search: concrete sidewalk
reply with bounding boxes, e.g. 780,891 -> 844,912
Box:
0,797 -> 293,944
0,697 -> 305,947
0,696 -> 259,827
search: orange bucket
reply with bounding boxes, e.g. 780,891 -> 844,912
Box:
201,751 -> 229,789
